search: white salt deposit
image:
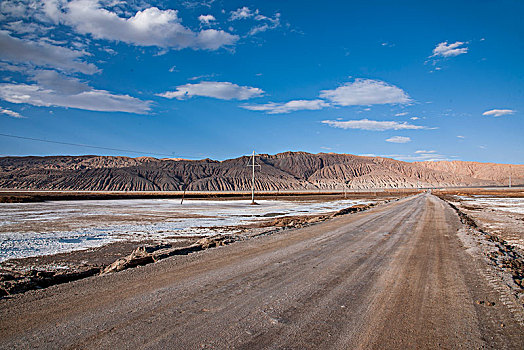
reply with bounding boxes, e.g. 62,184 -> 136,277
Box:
0,198 -> 373,262
458,197 -> 524,215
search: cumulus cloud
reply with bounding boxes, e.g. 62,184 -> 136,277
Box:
230,6 -> 253,20
322,119 -> 425,131
157,81 -> 264,100
385,136 -> 411,143
0,77 -> 151,114
243,78 -> 413,114
395,112 -> 408,116
241,99 -> 329,114
482,109 -> 515,117
431,41 -> 468,58
198,14 -> 215,24
319,79 -> 411,106
0,107 -> 24,118
0,30 -> 98,74
63,1 -> 237,50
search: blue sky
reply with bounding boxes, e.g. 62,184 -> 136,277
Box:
0,0 -> 522,163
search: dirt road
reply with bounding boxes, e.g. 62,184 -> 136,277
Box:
1,194 -> 523,349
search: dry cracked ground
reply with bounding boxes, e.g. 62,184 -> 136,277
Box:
1,193 -> 523,349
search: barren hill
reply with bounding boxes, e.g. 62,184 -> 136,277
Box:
414,160 -> 524,186
0,152 -> 521,191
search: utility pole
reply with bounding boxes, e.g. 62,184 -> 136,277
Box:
343,180 -> 349,199
247,150 -> 260,205
180,182 -> 187,205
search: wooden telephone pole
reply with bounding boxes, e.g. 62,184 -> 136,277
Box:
247,150 -> 260,205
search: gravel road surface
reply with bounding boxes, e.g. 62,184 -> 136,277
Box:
1,194 -> 523,349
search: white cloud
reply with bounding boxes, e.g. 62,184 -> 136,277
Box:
395,112 -> 408,116
386,136 -> 411,143
415,150 -> 436,154
319,79 -> 411,106
457,135 -> 465,139
431,41 -> 468,58
182,1 -> 216,9
0,61 -> 26,72
242,78 -> 412,114
157,81 -> 263,100
482,109 -> 515,117
248,24 -> 270,36
42,0 -> 62,24
31,69 -> 90,94
0,1 -> 28,18
322,119 -> 425,131
381,42 -> 395,48
410,117 -> 419,120
4,20 -> 51,35
230,6 -> 253,20
64,1 -> 238,50
0,30 -> 98,74
248,13 -> 280,36
0,107 -> 24,118
386,152 -> 450,162
228,7 -> 280,35
0,79 -> 151,114
188,73 -> 217,81
198,14 -> 215,24
241,99 -> 328,114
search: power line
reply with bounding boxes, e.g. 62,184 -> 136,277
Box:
0,132 -> 177,158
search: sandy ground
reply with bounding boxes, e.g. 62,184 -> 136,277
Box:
0,194 -> 523,349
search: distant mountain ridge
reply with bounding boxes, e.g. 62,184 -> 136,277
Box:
0,152 -> 522,191
414,160 -> 523,186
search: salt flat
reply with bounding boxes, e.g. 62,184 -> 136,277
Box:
0,198 -> 372,262
448,194 -> 524,251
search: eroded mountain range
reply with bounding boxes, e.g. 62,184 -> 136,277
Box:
0,152 -> 522,191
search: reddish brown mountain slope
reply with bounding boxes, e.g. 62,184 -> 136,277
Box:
0,152 -> 519,191
414,161 -> 524,186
